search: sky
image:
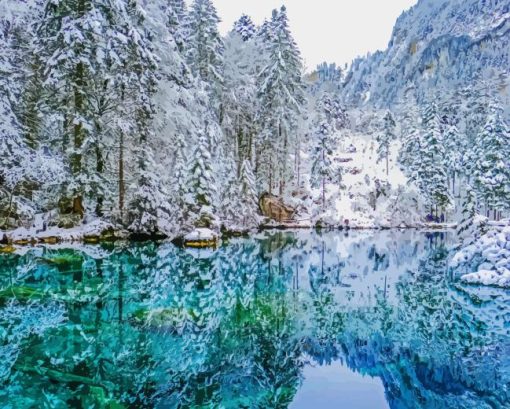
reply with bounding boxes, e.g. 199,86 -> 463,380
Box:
199,0 -> 418,70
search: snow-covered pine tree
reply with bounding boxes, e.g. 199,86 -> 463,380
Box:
443,123 -> 463,195
415,101 -> 452,214
233,14 -> 256,42
169,131 -> 190,229
456,185 -> 478,247
0,1 -> 59,224
221,158 -> 259,231
438,92 -> 465,197
34,0 -> 98,216
126,0 -> 173,235
33,0 -> 144,218
257,6 -> 305,195
128,147 -> 173,236
185,0 -> 224,85
310,96 -> 342,210
376,110 -> 396,177
186,129 -> 217,228
398,98 -> 421,175
166,0 -> 187,52
257,19 -> 273,43
220,158 -> 242,230
238,159 -> 259,229
0,14 -> 25,175
473,100 -> 510,217
221,21 -> 262,168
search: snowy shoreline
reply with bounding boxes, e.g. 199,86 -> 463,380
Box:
451,221 -> 510,289
0,221 -> 456,252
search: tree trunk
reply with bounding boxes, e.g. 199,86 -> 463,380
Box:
322,148 -> 326,209
71,0 -> 87,217
119,131 -> 125,220
269,158 -> 273,196
322,177 -> 326,210
95,123 -> 104,217
296,141 -> 301,189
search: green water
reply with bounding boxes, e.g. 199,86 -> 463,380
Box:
0,230 -> 509,408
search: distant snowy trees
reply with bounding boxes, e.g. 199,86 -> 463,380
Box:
234,14 -> 257,42
376,111 -> 396,177
472,101 -> 510,216
399,82 -> 510,222
186,0 -> 224,87
310,96 -> 344,210
257,6 -> 305,195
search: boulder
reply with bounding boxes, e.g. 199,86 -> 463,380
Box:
259,193 -> 296,223
183,228 -> 218,248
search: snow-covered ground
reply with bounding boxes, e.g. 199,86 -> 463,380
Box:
183,228 -> 218,242
451,220 -> 510,288
1,219 -> 120,244
304,130 -> 428,229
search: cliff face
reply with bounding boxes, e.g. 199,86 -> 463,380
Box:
342,0 -> 510,107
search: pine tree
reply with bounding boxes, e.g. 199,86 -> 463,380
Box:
169,131 -> 190,228
234,14 -> 256,42
128,148 -> 172,236
398,99 -> 421,175
257,6 -> 305,195
167,0 -> 187,52
407,101 -> 451,214
376,111 -> 396,177
222,22 -> 261,167
438,92 -> 465,196
0,20 -> 25,176
238,159 -> 259,228
473,101 -> 510,215
310,96 -> 342,210
0,2 -> 50,222
420,101 -> 452,212
34,0 -> 146,217
186,129 -> 217,228
185,0 -> 224,85
443,123 -> 463,195
126,1 -> 170,233
456,185 -> 478,247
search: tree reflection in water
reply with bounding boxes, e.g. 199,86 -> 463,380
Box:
0,230 -> 509,408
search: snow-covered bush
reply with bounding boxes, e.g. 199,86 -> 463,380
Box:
451,222 -> 510,288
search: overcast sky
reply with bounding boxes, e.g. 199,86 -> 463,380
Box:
198,0 -> 418,70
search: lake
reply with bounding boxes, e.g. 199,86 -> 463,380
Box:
0,230 -> 509,408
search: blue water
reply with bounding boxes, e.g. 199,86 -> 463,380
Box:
0,230 -> 509,408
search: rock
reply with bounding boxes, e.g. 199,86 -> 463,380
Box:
0,245 -> 16,254
183,228 -> 218,248
13,239 -> 36,246
39,236 -> 59,245
83,235 -> 100,244
259,193 -> 296,223
55,214 -> 82,229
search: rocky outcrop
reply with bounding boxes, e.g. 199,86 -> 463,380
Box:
182,228 -> 219,248
259,193 -> 296,223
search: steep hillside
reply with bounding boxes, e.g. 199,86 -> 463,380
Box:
343,0 -> 510,107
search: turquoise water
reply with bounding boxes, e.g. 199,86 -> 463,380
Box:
0,230 -> 509,408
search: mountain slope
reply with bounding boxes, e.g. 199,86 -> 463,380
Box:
343,0 -> 510,107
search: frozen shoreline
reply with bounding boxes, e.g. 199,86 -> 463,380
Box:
0,221 -> 456,251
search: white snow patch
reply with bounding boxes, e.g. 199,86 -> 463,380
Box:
184,228 -> 217,242
452,222 -> 510,288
